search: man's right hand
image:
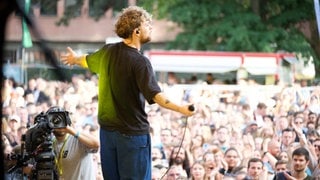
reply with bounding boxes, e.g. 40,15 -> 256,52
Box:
180,104 -> 195,116
60,47 -> 78,66
61,47 -> 88,68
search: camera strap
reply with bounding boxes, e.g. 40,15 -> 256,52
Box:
53,134 -> 69,176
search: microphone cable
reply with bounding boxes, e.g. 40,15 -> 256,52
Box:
159,105 -> 194,180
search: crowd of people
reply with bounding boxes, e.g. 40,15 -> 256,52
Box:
3,4 -> 320,179
2,74 -> 320,179
148,75 -> 320,180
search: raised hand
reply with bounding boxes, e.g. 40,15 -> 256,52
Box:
60,47 -> 79,66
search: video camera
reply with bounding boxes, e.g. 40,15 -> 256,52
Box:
6,106 -> 71,180
25,107 -> 71,154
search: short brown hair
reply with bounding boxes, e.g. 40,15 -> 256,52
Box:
115,6 -> 152,39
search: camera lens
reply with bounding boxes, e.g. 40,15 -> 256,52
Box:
48,113 -> 66,128
52,115 -> 63,124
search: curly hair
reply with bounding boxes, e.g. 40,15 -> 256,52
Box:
115,6 -> 152,39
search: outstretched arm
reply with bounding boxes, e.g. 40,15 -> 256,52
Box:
152,92 -> 194,116
60,47 -> 88,68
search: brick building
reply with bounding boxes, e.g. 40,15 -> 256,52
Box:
4,0 -> 180,83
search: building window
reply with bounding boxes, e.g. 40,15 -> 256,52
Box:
3,50 -> 17,64
65,0 -> 81,17
89,0 -> 128,18
40,0 -> 57,16
113,0 -> 128,12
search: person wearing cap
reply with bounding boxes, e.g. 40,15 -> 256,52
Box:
4,115 -> 21,147
243,120 -> 259,136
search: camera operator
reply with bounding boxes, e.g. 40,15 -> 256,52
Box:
5,106 -> 100,180
52,120 -> 100,180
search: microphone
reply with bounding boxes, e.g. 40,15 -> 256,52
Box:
188,104 -> 195,111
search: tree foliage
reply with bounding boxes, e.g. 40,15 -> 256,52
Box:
139,0 -> 320,77
29,0 -> 320,77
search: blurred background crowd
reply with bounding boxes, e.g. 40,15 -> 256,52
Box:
2,73 -> 320,179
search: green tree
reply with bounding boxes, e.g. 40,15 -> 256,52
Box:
29,0 -> 320,77
138,0 -> 320,77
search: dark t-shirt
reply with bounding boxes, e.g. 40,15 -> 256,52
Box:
86,42 -> 161,135
273,171 -> 313,180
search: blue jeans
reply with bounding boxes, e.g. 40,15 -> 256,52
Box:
100,129 -> 151,180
